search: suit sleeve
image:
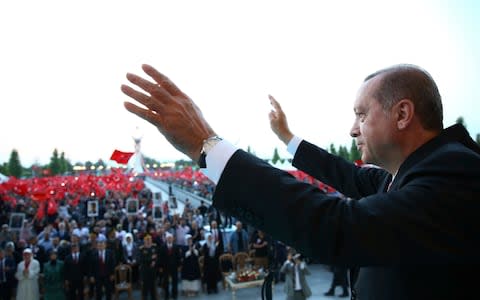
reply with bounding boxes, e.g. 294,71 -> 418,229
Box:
212,149 -> 480,266
293,140 -> 389,198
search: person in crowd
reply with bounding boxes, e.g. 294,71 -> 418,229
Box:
324,265 -> 349,297
57,239 -> 70,261
122,215 -> 136,234
189,220 -> 201,248
38,230 -> 54,253
0,248 -> 15,300
197,200 -> 208,219
19,220 -> 34,242
228,221 -> 249,254
209,220 -> 220,244
159,233 -> 182,300
122,232 -> 139,286
201,232 -> 221,294
181,234 -> 201,297
0,225 -> 13,248
106,228 -> 123,264
252,230 -> 270,270
13,239 -> 26,265
174,217 -> 190,253
89,237 -> 116,300
280,251 -> 312,300
57,221 -> 71,242
15,248 -> 40,300
64,243 -> 86,300
122,63 -> 480,299
27,235 -> 46,271
138,234 -> 158,300
43,249 -> 65,300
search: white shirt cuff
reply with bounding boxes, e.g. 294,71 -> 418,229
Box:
287,135 -> 303,156
201,140 -> 239,184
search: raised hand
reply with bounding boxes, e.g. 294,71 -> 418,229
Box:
268,95 -> 293,145
122,64 -> 217,161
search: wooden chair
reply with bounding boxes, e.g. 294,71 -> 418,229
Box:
114,264 -> 133,300
218,253 -> 234,289
233,251 -> 250,271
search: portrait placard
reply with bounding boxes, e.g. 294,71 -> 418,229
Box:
153,204 -> 162,220
9,213 -> 25,230
87,200 -> 99,217
126,199 -> 139,216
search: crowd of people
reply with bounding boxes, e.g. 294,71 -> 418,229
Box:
0,173 -> 316,300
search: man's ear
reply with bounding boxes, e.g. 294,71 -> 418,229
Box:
395,99 -> 414,130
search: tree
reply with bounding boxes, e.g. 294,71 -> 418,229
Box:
85,160 -> 93,172
49,148 -> 61,175
349,139 -> 361,162
8,149 -> 23,177
272,147 -> 281,165
328,143 -> 337,155
476,133 -> 480,145
59,152 -> 72,174
456,116 -> 466,128
338,145 -> 350,160
0,162 -> 8,175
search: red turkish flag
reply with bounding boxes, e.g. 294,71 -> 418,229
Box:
110,150 -> 134,164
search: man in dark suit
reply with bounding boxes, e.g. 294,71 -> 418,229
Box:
159,233 -> 182,300
122,64 -> 480,299
64,243 -> 86,300
0,248 -> 15,300
89,237 -> 116,300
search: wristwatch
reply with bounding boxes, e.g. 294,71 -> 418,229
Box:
197,136 -> 223,168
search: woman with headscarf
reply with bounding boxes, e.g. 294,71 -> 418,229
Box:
181,234 -> 201,296
43,249 -> 65,300
122,232 -> 139,286
201,232 -> 222,294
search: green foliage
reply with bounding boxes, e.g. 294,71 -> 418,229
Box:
49,148 -> 62,175
272,147 -> 281,164
456,116 -> 466,128
60,152 -> 73,174
0,162 -> 8,175
338,145 -> 350,160
328,144 -> 337,155
8,149 -> 23,177
349,139 -> 361,161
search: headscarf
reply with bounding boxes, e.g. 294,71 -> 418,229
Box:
205,232 -> 216,257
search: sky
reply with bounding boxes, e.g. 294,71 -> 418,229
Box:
1,0 -> 479,167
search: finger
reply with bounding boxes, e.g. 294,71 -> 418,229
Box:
142,64 -> 186,97
121,85 -> 165,113
268,110 -> 277,121
126,73 -> 174,106
124,102 -> 164,129
268,95 -> 283,112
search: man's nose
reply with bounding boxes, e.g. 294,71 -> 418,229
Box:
350,121 -> 359,138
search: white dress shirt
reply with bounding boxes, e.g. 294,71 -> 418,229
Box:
202,136 -> 301,184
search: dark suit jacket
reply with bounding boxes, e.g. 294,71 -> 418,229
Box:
89,249 -> 116,279
212,124 -> 480,299
159,244 -> 182,272
64,252 -> 87,281
1,256 -> 16,285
